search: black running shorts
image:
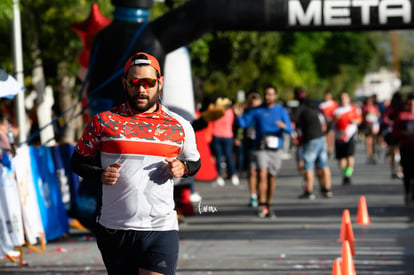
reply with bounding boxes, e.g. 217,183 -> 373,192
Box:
95,223 -> 179,275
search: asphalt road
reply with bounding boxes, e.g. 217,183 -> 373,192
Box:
1,140 -> 413,274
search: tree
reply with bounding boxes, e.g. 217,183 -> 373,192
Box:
0,0 -> 113,144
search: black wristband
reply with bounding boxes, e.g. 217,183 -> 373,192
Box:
180,159 -> 201,178
181,160 -> 191,175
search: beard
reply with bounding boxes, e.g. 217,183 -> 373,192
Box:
126,87 -> 160,113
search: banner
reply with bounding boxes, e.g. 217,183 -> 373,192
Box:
29,146 -> 69,241
0,160 -> 24,257
14,145 -> 45,245
0,190 -> 14,257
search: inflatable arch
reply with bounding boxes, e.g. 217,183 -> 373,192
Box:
86,0 -> 414,111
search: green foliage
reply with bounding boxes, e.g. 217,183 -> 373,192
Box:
315,32 -> 375,77
190,30 -> 380,102
0,0 -> 17,72
0,0 -> 14,21
190,31 -> 285,99
0,0 -> 113,90
274,56 -> 302,87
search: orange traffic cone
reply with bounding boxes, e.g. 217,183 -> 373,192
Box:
356,195 -> 370,225
332,258 -> 342,275
344,222 -> 355,256
340,209 -> 351,241
341,240 -> 356,275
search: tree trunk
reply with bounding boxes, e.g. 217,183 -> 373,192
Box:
58,75 -> 83,144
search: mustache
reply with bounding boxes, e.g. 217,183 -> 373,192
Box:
133,94 -> 149,100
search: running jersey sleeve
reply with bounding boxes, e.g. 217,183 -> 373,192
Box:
75,114 -> 104,157
168,109 -> 201,163
171,109 -> 201,177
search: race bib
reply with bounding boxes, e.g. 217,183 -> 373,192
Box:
365,113 -> 378,124
264,136 -> 279,149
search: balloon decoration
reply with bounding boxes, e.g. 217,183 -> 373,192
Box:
70,3 -> 112,68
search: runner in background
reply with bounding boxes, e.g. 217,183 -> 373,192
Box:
383,91 -> 404,179
291,87 -> 332,200
333,92 -> 362,185
360,95 -> 381,164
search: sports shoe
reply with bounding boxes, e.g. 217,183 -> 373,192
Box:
213,177 -> 225,187
231,175 -> 240,186
392,171 -> 403,179
257,205 -> 269,218
190,192 -> 202,203
298,191 -> 316,200
342,176 -> 352,185
249,197 -> 258,208
320,188 -> 333,198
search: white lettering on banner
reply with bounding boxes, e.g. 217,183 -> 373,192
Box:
379,0 -> 411,24
288,0 -> 412,27
325,0 -> 351,26
353,0 -> 380,25
288,0 -> 322,25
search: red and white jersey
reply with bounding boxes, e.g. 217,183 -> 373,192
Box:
75,102 -> 200,231
333,105 -> 362,142
319,99 -> 338,122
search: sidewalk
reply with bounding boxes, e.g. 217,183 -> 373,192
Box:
1,141 -> 413,274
